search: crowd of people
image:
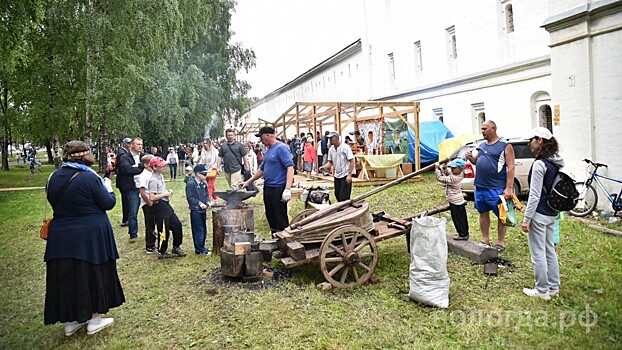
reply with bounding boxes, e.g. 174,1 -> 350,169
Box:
43,120 -> 566,338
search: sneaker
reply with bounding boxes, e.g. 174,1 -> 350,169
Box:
549,289 -> 560,297
64,321 -> 87,336
172,247 -> 187,257
197,251 -> 211,256
86,317 -> 114,335
523,288 -> 551,300
145,247 -> 157,254
453,235 -> 469,241
129,237 -> 138,243
120,222 -> 128,227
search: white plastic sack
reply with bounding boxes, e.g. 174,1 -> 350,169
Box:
408,216 -> 450,308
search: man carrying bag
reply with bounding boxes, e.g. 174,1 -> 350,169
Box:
216,128 -> 250,190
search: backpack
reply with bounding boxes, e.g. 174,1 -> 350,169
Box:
321,136 -> 329,154
545,161 -> 579,212
294,137 -> 302,155
303,186 -> 331,205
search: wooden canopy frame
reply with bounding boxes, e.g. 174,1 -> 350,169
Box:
248,101 -> 421,170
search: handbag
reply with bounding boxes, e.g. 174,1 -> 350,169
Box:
205,169 -> 218,178
40,219 -> 52,240
40,171 -> 81,240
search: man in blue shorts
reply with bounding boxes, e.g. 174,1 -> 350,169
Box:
241,126 -> 294,236
466,120 -> 515,252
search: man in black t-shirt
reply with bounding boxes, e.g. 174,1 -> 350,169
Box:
216,128 -> 249,190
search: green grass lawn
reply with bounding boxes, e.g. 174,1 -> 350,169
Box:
0,169 -> 620,349
0,162 -> 55,188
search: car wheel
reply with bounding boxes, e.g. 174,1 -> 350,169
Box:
512,181 -> 520,195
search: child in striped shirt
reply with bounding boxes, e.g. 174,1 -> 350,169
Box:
435,158 -> 469,240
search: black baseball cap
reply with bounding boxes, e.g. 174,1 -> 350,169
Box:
255,126 -> 275,137
193,164 -> 209,174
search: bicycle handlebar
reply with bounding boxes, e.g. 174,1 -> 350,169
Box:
583,159 -> 608,168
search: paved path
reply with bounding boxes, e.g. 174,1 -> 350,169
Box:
0,187 -> 45,192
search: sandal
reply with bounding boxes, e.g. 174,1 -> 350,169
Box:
453,235 -> 469,241
494,244 -> 506,252
481,241 -> 491,247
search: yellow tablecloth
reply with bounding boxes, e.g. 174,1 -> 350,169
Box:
355,154 -> 405,180
356,154 -> 405,168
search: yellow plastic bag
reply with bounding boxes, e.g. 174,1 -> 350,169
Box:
498,195 -> 521,227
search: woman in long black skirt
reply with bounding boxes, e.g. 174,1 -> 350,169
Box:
44,141 -> 125,336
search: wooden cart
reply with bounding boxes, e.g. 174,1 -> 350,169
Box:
274,159 -> 450,288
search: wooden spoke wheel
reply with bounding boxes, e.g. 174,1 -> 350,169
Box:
319,225 -> 379,288
290,208 -> 318,225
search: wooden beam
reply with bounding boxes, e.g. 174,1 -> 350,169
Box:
415,102 -> 420,170
396,113 -> 418,137
312,104 -> 318,169
335,103 -> 342,134
356,115 -> 384,122
377,108 -> 418,118
295,104 -> 300,138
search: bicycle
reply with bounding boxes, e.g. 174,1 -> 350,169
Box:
569,159 -> 622,217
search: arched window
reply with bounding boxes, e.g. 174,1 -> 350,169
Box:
478,112 -> 486,126
446,26 -> 457,59
388,53 -> 395,80
505,4 -> 514,33
539,105 -> 552,132
414,41 -> 422,71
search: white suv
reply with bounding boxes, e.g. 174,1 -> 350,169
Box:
449,138 -> 536,195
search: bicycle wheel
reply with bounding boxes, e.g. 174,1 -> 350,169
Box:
569,182 -> 598,217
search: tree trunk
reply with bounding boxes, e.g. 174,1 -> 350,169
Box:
1,87 -> 10,171
84,0 -> 97,145
8,125 -> 12,158
45,140 -> 53,164
98,116 -> 108,173
53,140 -> 61,169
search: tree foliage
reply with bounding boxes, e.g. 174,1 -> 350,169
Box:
0,0 -> 255,170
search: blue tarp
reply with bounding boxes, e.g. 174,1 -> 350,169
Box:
408,121 -> 454,164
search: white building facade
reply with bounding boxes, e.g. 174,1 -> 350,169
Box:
245,0 -> 622,200
361,0 -> 554,138
242,40 -> 369,134
543,0 -> 622,199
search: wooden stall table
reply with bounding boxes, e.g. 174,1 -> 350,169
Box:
355,154 -> 405,180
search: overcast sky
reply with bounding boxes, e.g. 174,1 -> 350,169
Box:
231,0 -> 362,99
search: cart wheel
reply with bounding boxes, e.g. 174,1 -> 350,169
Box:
319,225 -> 379,288
291,208 -> 318,225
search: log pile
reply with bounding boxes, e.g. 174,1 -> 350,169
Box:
219,227 -> 264,282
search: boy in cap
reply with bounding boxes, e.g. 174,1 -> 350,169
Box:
435,158 -> 469,240
185,164 -> 211,256
136,154 -> 157,253
183,165 -> 193,184
148,157 -> 186,258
